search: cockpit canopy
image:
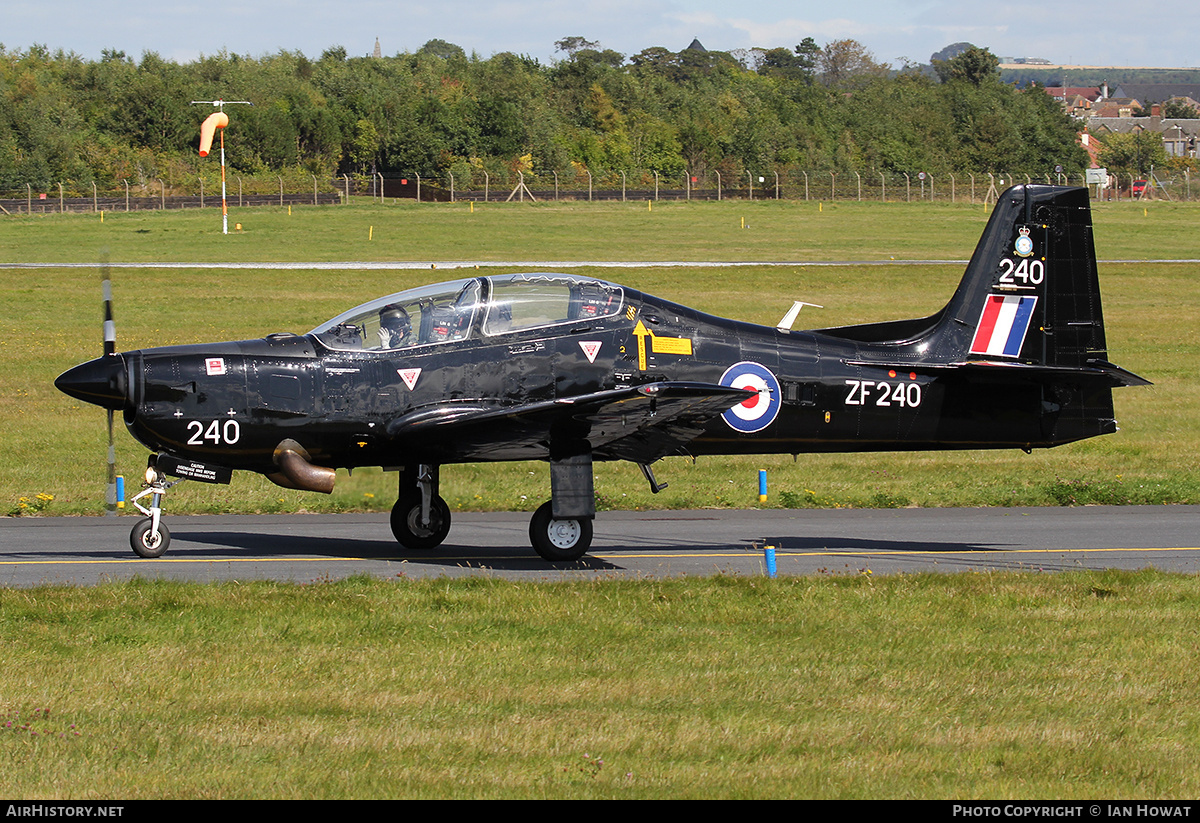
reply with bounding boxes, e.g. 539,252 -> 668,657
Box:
310,273 -> 625,352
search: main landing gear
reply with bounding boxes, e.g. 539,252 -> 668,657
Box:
388,461 -> 596,562
528,501 -> 592,561
390,465 -> 452,549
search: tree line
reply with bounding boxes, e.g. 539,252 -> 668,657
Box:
0,40 -> 1091,195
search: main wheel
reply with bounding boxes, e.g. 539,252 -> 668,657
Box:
390,494 -> 451,549
130,518 -> 170,558
528,501 -> 593,562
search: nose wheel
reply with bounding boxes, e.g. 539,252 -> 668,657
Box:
130,517 -> 170,558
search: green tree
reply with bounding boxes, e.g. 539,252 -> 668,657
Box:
1163,99 -> 1199,119
818,39 -> 887,88
933,46 -> 1000,86
1099,131 -> 1169,177
555,37 -> 599,57
418,39 -> 466,61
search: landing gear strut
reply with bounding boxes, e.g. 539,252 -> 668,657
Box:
529,448 -> 596,562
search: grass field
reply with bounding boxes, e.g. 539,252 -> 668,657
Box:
1,197 -> 1197,517
3,199 -> 1200,799
4,571 -> 1200,799
3,195 -> 1198,263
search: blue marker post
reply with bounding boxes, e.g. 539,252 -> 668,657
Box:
758,469 -> 767,503
764,545 -> 777,578
115,475 -> 125,510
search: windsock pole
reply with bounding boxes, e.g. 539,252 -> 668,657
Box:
192,99 -> 251,235
219,127 -> 228,234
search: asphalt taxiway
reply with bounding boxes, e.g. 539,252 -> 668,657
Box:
2,505 -> 1198,586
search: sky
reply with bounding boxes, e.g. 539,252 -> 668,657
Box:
4,0 -> 1196,70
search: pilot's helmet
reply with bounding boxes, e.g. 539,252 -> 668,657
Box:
380,305 -> 411,335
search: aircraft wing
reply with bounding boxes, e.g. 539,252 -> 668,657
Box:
383,381 -> 756,464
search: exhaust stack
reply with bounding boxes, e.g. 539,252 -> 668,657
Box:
269,439 -> 336,494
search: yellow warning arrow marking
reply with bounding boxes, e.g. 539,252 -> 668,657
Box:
634,320 -> 650,370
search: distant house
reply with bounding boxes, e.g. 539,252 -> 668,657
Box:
1089,112 -> 1200,159
1048,83 -> 1200,162
1078,130 -> 1103,167
1092,98 -> 1142,118
1111,84 -> 1200,105
1044,85 -> 1142,118
1045,86 -> 1106,117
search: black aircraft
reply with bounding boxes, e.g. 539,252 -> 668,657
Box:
56,185 -> 1148,561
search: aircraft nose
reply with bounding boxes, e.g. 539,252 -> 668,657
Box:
55,354 -> 128,410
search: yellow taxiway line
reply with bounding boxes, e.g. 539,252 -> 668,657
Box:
1,545 -> 1195,567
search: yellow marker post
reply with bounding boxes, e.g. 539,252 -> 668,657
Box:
369,226 -> 374,241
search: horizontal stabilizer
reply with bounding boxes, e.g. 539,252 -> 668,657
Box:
845,357 -> 1151,388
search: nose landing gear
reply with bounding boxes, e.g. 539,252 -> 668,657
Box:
128,458 -> 183,558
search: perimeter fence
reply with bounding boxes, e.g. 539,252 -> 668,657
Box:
3,168 -> 1196,215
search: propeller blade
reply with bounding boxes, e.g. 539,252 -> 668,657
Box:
106,409 -> 117,516
102,264 -> 116,357
102,261 -> 117,515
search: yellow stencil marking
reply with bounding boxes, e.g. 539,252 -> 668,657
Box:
633,320 -> 693,369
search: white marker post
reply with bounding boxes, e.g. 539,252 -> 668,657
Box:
192,99 -> 251,235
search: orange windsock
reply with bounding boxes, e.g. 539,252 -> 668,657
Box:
198,111 -> 230,157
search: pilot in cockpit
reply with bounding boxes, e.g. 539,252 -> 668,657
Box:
378,305 -> 413,349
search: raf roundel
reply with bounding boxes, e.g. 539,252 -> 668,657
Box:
719,361 -> 782,433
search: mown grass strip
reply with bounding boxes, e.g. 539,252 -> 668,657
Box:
2,572 -> 1199,799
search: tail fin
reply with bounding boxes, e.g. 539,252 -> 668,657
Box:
938,184 -> 1108,369
821,184 -> 1147,448
825,184 -> 1146,386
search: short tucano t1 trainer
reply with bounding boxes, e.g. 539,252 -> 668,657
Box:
56,185 -> 1149,561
